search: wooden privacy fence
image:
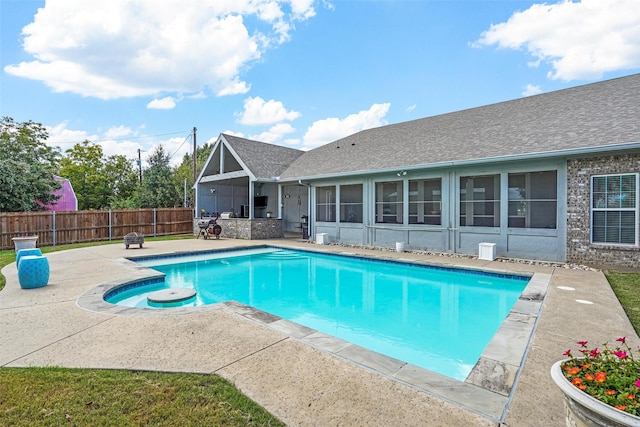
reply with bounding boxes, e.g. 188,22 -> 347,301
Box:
0,208 -> 195,250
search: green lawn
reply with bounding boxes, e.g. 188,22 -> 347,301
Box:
0,240 -> 638,425
605,270 -> 640,336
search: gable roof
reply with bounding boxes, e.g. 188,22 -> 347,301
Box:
280,73 -> 640,180
196,134 -> 304,185
222,134 -> 304,180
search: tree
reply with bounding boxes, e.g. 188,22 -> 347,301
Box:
59,141 -> 138,210
173,142 -> 213,207
0,117 -> 61,212
139,145 -> 178,208
104,154 -> 139,208
59,141 -> 109,210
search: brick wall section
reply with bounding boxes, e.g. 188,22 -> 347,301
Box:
566,153 -> 640,269
193,218 -> 282,240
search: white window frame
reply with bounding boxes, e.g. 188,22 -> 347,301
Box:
590,173 -> 639,246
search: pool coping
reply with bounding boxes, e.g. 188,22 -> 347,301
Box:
76,244 -> 550,423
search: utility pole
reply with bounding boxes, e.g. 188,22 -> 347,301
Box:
137,148 -> 142,184
192,127 -> 197,184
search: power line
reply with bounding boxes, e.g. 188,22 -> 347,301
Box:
169,131 -> 193,160
52,130 -> 189,145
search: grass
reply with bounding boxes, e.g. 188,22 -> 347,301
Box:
0,367 -> 283,426
0,239 -> 638,425
605,271 -> 640,336
0,236 -> 284,426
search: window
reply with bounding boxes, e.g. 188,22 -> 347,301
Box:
591,174 -> 638,245
316,186 -> 336,222
409,178 -> 441,225
376,181 -> 403,223
460,175 -> 500,227
340,184 -> 363,223
508,171 -> 557,228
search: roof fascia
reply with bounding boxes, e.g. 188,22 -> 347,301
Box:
194,135 -> 223,188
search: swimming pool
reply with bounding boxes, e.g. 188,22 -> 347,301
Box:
107,246 -> 530,381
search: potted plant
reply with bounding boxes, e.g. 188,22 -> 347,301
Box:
551,337 -> 640,426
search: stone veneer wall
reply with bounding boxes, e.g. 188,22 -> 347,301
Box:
566,153 -> 640,269
193,218 -> 282,240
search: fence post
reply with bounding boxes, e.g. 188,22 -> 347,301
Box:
153,208 -> 157,237
109,209 -> 112,241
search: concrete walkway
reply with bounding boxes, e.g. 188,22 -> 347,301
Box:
1,238 -> 637,426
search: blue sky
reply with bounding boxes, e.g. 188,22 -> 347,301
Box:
2,0 -> 639,167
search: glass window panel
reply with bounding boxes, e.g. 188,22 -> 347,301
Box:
508,171 -> 557,229
591,174 -> 638,245
376,181 -> 403,224
460,175 -> 500,227
340,184 -> 363,223
409,178 -> 441,225
316,186 -> 336,222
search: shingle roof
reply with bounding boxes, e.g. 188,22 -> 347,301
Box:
222,134 -> 304,179
280,73 -> 640,179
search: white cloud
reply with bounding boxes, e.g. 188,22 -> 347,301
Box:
406,104 -> 416,112
302,103 -> 390,149
474,0 -> 640,80
250,123 -> 296,143
46,122 -> 97,150
239,96 -> 301,125
4,0 -> 318,99
522,84 -> 542,97
46,121 -> 193,167
104,125 -> 133,138
147,97 -> 177,109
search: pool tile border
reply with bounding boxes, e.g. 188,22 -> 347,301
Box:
76,245 -> 551,423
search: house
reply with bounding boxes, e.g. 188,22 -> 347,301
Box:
38,176 -> 78,211
196,73 -> 640,268
194,134 -> 304,238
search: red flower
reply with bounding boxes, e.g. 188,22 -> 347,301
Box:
595,372 -> 607,383
617,336 -> 626,344
577,340 -> 589,347
635,379 -> 640,388
563,349 -> 572,357
590,348 -> 601,358
614,351 -> 628,359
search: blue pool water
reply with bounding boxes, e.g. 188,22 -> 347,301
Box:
108,247 -> 529,380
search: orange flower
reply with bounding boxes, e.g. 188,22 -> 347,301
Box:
580,363 -> 592,369
627,394 -> 635,400
595,372 -> 607,383
567,367 -> 581,375
605,390 -> 616,396
584,373 -> 595,381
578,384 -> 587,390
615,405 -> 627,411
572,378 -> 583,386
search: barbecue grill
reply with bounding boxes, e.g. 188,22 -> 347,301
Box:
197,219 -> 222,239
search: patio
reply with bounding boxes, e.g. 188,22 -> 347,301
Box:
1,238 -> 637,426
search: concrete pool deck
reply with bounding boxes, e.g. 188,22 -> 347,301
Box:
1,238 -> 638,426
